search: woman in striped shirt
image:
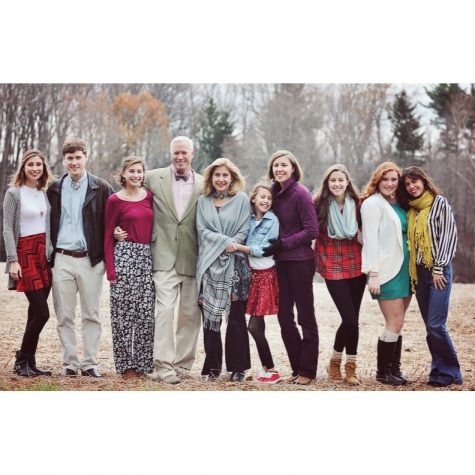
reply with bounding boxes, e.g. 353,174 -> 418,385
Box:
313,164 -> 366,385
401,166 -> 463,387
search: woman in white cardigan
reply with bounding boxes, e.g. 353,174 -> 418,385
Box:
360,162 -> 412,386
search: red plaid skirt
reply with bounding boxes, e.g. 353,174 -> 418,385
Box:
246,266 -> 279,316
16,233 -> 51,292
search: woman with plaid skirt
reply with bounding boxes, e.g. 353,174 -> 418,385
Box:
313,164 -> 366,386
3,149 -> 55,377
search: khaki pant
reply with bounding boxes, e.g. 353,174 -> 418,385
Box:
153,268 -> 201,379
52,253 -> 105,371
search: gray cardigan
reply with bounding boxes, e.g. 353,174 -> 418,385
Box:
2,186 -> 53,289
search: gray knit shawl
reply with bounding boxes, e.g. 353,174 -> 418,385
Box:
196,191 -> 251,331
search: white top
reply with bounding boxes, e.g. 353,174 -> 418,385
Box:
19,185 -> 47,236
249,254 -> 275,270
360,192 -> 404,285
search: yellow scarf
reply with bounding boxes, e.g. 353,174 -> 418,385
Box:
407,191 -> 434,292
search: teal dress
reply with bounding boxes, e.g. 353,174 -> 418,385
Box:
374,204 -> 411,300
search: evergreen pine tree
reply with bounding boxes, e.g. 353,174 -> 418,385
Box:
388,90 -> 424,167
195,98 -> 234,172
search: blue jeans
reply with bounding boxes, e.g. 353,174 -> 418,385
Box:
415,264 -> 462,385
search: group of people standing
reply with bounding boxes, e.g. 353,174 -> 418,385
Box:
3,135 -> 463,388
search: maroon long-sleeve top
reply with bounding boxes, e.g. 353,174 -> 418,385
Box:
272,177 -> 319,262
104,190 -> 154,281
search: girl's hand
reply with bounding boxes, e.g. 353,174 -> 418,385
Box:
9,261 -> 22,280
226,243 -> 237,252
433,273 -> 447,290
114,226 -> 128,241
368,274 -> 380,296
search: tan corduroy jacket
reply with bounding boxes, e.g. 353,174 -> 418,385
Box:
144,166 -> 203,276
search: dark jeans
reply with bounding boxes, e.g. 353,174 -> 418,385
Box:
201,300 -> 251,376
248,316 -> 274,369
276,258 -> 318,379
415,264 -> 462,384
21,287 -> 51,356
325,274 -> 366,355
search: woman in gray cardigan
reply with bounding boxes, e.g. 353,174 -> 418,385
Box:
196,158 -> 252,382
3,149 -> 54,377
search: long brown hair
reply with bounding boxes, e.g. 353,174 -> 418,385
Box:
9,149 -> 55,190
313,164 -> 360,229
398,166 -> 441,208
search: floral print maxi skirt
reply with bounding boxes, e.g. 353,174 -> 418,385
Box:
110,241 -> 155,374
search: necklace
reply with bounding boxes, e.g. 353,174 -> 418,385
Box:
213,190 -> 230,199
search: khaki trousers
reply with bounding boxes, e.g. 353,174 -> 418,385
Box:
153,268 -> 201,379
52,253 -> 105,371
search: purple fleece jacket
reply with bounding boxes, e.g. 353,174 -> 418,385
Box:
272,177 -> 319,262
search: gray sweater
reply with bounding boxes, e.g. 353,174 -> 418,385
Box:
2,186 -> 52,289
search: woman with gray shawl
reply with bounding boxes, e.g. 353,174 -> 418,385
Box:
196,158 -> 252,382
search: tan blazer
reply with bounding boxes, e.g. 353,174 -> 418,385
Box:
144,166 -> 203,275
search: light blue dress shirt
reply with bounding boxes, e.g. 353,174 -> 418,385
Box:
57,172 -> 88,251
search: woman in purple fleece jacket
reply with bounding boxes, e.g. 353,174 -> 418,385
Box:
263,150 -> 319,385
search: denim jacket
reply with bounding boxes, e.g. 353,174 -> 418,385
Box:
245,210 -> 279,257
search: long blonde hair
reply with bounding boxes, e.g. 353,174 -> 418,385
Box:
202,158 -> 246,197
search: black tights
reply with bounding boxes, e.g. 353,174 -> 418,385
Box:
248,316 -> 274,369
20,287 -> 51,356
325,275 -> 366,355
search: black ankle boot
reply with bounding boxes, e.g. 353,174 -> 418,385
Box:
29,355 -> 52,376
14,351 -> 38,377
390,336 -> 407,384
376,340 -> 404,386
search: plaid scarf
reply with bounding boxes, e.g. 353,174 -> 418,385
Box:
196,192 -> 251,331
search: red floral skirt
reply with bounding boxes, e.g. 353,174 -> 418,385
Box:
246,266 -> 279,316
16,233 -> 51,292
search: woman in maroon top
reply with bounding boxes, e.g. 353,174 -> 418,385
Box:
104,157 -> 155,378
263,150 -> 319,385
313,164 -> 366,385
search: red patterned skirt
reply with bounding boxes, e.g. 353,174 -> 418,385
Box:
246,266 -> 279,316
16,233 -> 51,292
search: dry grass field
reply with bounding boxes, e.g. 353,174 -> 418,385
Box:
1,270 -> 473,391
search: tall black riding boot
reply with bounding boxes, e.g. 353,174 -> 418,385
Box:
390,336 -> 407,384
29,355 -> 52,376
376,339 -> 404,386
14,351 -> 38,378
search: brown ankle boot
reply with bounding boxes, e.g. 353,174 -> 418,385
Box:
344,361 -> 360,386
327,358 -> 342,380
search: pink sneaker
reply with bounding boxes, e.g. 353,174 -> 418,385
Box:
265,372 -> 281,384
256,371 -> 268,382
256,371 -> 281,384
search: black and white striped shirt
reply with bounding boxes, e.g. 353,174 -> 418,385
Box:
416,195 -> 458,274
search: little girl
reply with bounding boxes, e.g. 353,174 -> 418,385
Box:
233,183 -> 280,383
